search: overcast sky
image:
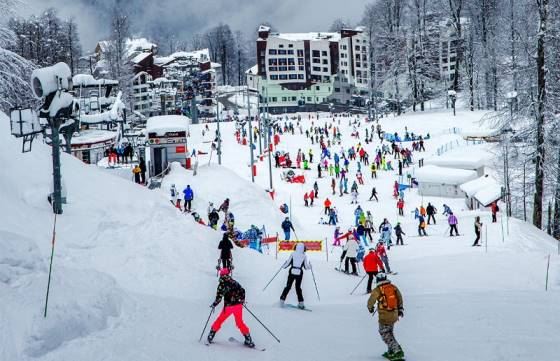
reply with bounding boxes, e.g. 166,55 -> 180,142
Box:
21,0 -> 368,51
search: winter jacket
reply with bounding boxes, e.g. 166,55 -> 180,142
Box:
376,243 -> 387,258
426,204 -> 435,215
397,200 -> 404,209
281,220 -> 294,232
183,187 -> 194,201
214,276 -> 246,307
394,224 -> 405,236
282,242 -> 311,275
343,238 -> 359,258
356,225 -> 366,236
448,214 -> 458,225
218,236 -> 234,259
363,251 -> 385,273
367,280 -> 403,325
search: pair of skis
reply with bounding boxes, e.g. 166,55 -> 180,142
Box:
205,337 -> 266,352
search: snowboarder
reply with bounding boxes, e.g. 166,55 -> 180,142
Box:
364,248 -> 385,293
218,233 -> 234,269
183,185 -> 194,212
448,212 -> 459,236
280,242 -> 312,309
341,234 -> 359,275
367,272 -> 404,360
207,268 -> 254,348
473,216 -> 483,246
281,217 -> 295,240
426,203 -> 436,224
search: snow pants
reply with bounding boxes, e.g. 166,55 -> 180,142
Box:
366,271 -> 379,293
427,214 -> 436,224
345,257 -> 357,274
280,273 -> 304,302
381,255 -> 391,273
211,304 -> 250,335
449,224 -> 459,236
284,231 -> 290,240
379,323 -> 401,354
184,200 -> 192,212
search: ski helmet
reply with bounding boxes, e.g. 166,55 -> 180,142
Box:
376,272 -> 387,283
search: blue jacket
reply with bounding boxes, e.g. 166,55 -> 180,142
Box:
183,187 -> 194,200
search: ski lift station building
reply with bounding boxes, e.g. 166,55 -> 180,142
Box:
146,115 -> 190,177
415,165 -> 478,198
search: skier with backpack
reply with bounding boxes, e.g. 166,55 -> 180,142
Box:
207,268 -> 254,348
218,233 -> 234,269
367,272 -> 404,360
279,242 -> 312,309
363,248 -> 385,293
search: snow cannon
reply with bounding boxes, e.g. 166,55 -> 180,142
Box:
31,62 -> 72,99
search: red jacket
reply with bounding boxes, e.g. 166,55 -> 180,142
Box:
363,251 -> 385,272
304,193 -> 309,200
397,200 -> 404,209
309,191 -> 315,200
376,243 -> 387,258
324,199 -> 332,207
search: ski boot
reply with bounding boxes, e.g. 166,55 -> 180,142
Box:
388,349 -> 405,360
297,302 -> 305,310
243,333 -> 255,348
382,350 -> 391,359
207,330 -> 216,344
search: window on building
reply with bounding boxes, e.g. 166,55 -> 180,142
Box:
269,66 -> 277,71
288,44 -> 293,48
313,58 -> 320,64
298,58 -> 304,65
288,58 -> 295,66
298,66 -> 305,71
279,74 -> 288,80
355,45 -> 360,51
289,74 -> 297,79
288,66 -> 296,71
279,44 -> 284,48
272,97 -> 278,102
278,58 -> 287,65
270,75 -> 278,80
268,59 -> 277,65
334,87 -> 340,92
323,67 -> 328,72
297,49 -> 304,57
346,88 -> 350,94
292,96 -> 297,101
321,51 -> 327,56
278,49 -> 287,55
362,46 -> 366,51
282,97 -> 287,101
312,50 -> 320,57
356,62 -> 361,68
307,97 -> 312,101
287,49 -> 294,55
316,85 -> 320,90
322,59 -> 328,64
269,49 -> 277,55
313,66 -> 321,71
298,74 -> 304,79
278,66 -> 287,71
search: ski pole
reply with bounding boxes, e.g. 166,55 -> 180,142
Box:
243,304 -> 281,343
350,274 -> 367,295
262,265 -> 283,291
310,267 -> 321,301
371,307 -> 377,317
199,306 -> 215,342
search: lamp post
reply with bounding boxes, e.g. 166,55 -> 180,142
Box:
216,88 -> 222,165
247,86 -> 255,182
505,91 -> 517,218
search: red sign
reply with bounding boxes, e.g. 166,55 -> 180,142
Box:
278,240 -> 323,252
176,145 -> 186,153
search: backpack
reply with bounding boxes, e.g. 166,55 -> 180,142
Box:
495,205 -> 499,212
378,283 -> 398,311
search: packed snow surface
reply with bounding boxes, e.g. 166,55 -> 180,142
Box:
1,108 -> 559,361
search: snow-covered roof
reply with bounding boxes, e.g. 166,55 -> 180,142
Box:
473,185 -> 502,206
460,175 -> 500,196
73,74 -> 118,87
126,38 -> 156,57
70,129 -> 117,145
415,165 -> 478,185
154,56 -> 176,66
258,25 -> 271,32
168,49 -> 210,62
426,144 -> 493,170
274,32 -> 340,42
146,115 -> 190,136
245,64 -> 258,75
131,52 -> 152,64
211,62 -> 222,69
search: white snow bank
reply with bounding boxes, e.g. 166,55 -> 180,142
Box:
425,144 -> 494,170
415,165 -> 478,185
72,74 -> 118,87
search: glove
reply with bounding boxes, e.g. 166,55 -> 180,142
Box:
210,302 -> 218,308
398,309 -> 404,318
368,307 -> 375,314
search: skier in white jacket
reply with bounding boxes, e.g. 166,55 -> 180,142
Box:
342,234 -> 359,275
279,242 -> 312,309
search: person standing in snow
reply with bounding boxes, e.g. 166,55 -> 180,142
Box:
218,198 -> 230,214
324,198 -> 332,215
207,268 -> 254,348
280,242 -> 312,309
317,163 -> 322,178
309,188 -> 315,206
394,222 -> 405,246
341,234 -> 359,275
331,178 -> 336,195
490,202 -> 499,223
364,248 -> 385,293
132,165 -> 142,184
208,208 -> 220,229
183,185 -> 194,212
426,203 -> 437,224
281,217 -> 295,240
473,216 -> 483,246
442,204 -> 452,216
367,272 -> 404,360
304,192 -> 309,207
218,233 -> 234,269
448,212 -> 459,236
418,214 -> 427,236
369,187 -> 379,202
313,181 -> 319,197
351,189 -> 359,204
169,184 -> 180,208
139,157 -> 147,184
376,240 -> 392,274
396,198 -> 404,216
